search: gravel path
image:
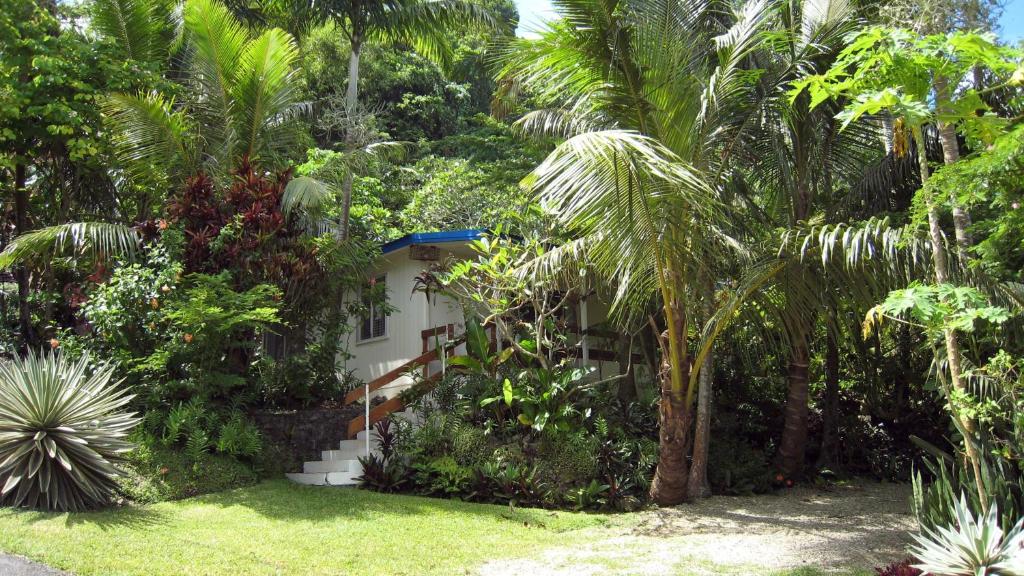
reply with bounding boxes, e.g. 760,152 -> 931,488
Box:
479,481 -> 916,576
0,554 -> 69,576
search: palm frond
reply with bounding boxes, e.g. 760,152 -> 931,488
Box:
373,0 -> 500,70
90,0 -> 178,63
102,92 -> 194,183
231,27 -> 302,161
282,176 -> 333,216
183,0 -> 249,163
0,223 -> 141,270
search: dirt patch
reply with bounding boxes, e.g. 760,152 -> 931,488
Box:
478,481 -> 915,576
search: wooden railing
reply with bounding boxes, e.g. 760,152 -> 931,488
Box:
344,325 -> 459,438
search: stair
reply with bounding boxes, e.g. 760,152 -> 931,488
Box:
286,410 -> 418,487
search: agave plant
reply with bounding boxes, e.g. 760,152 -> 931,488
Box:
0,352 -> 139,511
910,494 -> 1024,576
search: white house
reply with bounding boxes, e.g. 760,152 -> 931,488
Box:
286,229 -> 643,486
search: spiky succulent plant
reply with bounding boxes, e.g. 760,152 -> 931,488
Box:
910,493 -> 1024,576
0,351 -> 139,511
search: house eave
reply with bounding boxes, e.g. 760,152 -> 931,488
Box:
380,229 -> 486,255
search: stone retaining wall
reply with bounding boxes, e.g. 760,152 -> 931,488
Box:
251,406 -> 361,469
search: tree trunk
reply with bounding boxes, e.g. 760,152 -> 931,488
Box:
934,76 -> 971,263
339,169 -> 353,241
649,298 -> 692,506
911,123 -> 988,511
687,279 -> 714,499
14,163 -> 33,346
778,172 -> 813,480
616,333 -> 636,405
816,326 -> 840,470
777,332 -> 810,479
650,372 -> 693,505
345,40 -> 361,114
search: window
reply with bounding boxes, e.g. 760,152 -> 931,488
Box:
360,274 -> 388,340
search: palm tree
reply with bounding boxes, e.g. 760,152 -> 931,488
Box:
103,0 -> 306,185
283,0 -> 500,114
0,0 -> 312,268
738,0 -> 880,479
498,0 -> 779,504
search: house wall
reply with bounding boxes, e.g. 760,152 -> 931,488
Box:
341,242 -> 652,399
341,244 -> 467,399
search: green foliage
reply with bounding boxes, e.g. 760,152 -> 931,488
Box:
707,436 -> 774,495
909,494 -> 1024,576
536,430 -> 599,486
0,351 -> 139,511
411,456 -> 473,497
923,125 -> 1024,282
116,439 -> 260,503
394,117 -> 549,235
102,0 -> 310,186
867,283 -> 1010,341
793,26 -> 1019,140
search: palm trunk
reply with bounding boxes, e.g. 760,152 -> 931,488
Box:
14,163 -> 33,346
911,123 -> 988,511
345,40 -> 361,114
686,278 -> 714,499
816,325 -> 840,470
778,330 -> 810,479
339,169 -> 353,241
650,370 -> 693,505
650,297 -> 692,506
616,333 -> 636,405
778,174 -> 812,480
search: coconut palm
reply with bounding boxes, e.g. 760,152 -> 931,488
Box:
497,0 -> 780,504
103,0 -> 306,185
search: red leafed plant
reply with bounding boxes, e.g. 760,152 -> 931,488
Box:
874,559 -> 922,576
166,157 -> 319,294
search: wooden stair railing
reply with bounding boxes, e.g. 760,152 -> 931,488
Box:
344,325 -> 462,438
343,348 -> 441,406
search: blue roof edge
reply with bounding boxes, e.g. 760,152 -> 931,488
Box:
380,229 -> 486,254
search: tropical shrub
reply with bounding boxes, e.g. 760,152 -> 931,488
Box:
117,440 -> 260,504
357,419 -> 408,492
0,352 -> 139,511
910,494 -> 1024,576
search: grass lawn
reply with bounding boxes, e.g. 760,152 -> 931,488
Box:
0,480 -> 607,576
0,480 -> 877,576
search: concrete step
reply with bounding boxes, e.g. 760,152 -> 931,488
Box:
339,438 -> 374,451
303,459 -> 357,474
326,470 -> 362,486
322,447 -> 377,461
285,472 -> 327,486
355,429 -> 380,441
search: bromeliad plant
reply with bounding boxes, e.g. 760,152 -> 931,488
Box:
0,352 -> 139,511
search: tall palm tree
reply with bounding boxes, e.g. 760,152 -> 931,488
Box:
738,0 -> 881,478
498,0 -> 778,505
286,0 -> 500,114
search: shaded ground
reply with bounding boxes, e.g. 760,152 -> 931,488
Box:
479,481 -> 915,576
0,554 -> 69,576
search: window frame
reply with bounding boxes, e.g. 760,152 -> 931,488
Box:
358,274 -> 389,343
